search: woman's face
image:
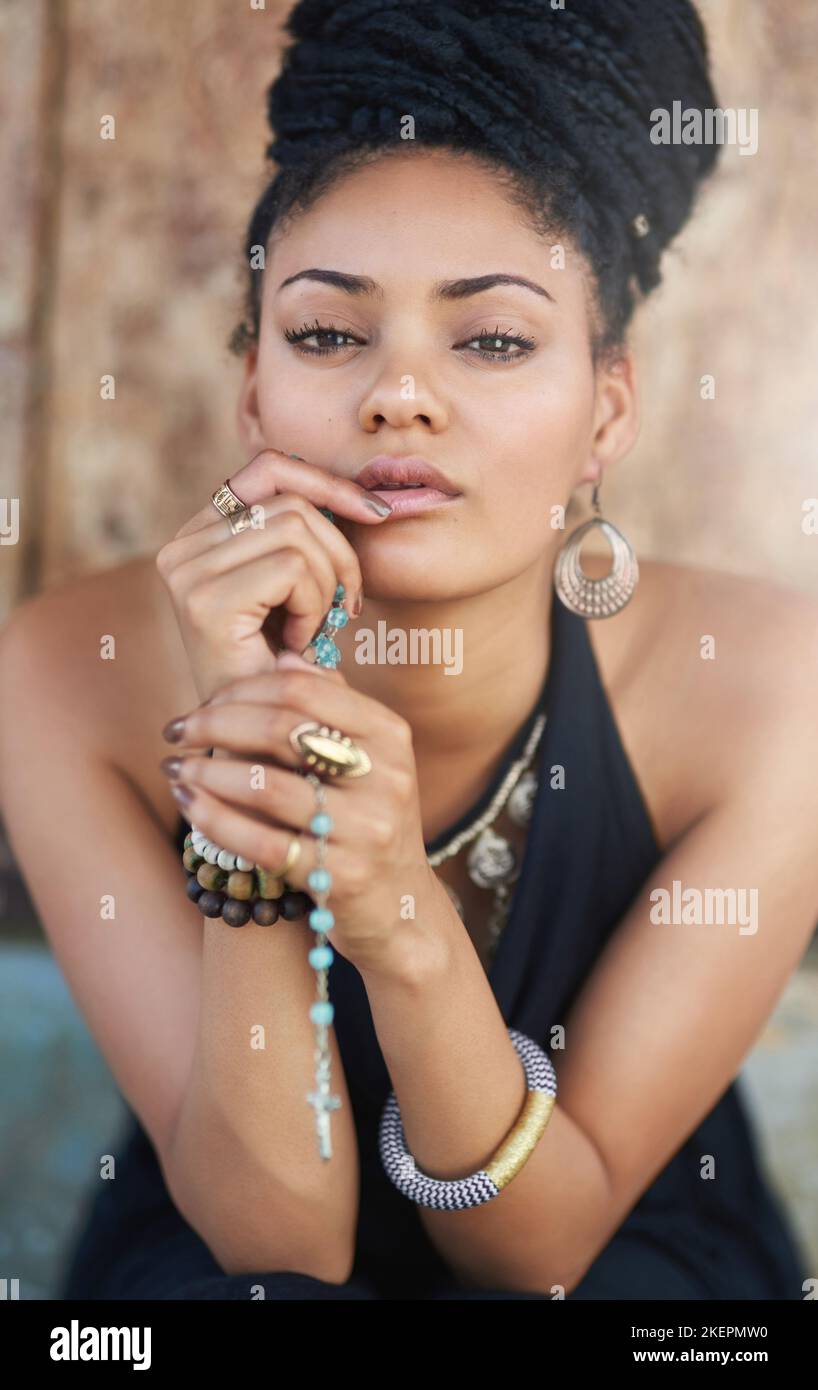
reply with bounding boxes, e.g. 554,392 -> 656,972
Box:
237,146 -> 638,604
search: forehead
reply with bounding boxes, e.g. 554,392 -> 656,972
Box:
264,148 -> 590,312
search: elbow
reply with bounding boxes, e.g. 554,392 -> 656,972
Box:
451,1254 -> 591,1301
215,1234 -> 356,1284
164,1144 -> 357,1287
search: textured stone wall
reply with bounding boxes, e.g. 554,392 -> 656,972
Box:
1,0 -> 817,620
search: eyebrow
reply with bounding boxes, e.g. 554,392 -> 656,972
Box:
276,268 -> 556,304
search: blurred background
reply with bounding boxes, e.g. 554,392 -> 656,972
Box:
0,0 -> 816,1297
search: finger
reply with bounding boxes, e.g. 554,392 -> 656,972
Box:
162,493 -> 364,612
166,753 -> 367,842
183,549 -> 334,659
165,700 -> 375,772
175,448 -> 393,540
209,657 -> 348,705
173,780 -> 327,893
185,667 -> 394,742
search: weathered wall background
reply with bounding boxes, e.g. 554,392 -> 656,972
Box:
0,0 -> 817,616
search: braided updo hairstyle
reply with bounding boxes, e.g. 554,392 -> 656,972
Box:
227,0 -> 721,364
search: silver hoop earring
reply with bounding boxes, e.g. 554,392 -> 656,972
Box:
554,483 -> 639,619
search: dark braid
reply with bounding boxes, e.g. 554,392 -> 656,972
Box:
227,0 -> 721,362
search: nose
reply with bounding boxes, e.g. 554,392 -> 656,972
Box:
358,354 -> 449,434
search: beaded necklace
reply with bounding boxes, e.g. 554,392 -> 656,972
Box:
427,711 -> 545,963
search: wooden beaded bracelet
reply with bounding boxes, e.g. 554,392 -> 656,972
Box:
181,829 -> 313,926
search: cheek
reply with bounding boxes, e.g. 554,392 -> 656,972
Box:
472,376 -> 596,531
254,332 -> 345,451
255,372 -> 322,444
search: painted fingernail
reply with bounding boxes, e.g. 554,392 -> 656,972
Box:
171,782 -> 195,809
364,495 -> 393,516
162,717 -> 187,743
160,756 -> 184,779
352,590 -> 363,617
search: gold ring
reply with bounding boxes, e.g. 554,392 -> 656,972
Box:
289,722 -> 372,779
211,479 -> 248,518
226,508 -> 254,536
265,835 -> 302,879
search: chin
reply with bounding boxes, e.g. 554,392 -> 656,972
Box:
355,562 -> 460,605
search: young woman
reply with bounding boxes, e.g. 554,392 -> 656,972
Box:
2,0 -> 816,1300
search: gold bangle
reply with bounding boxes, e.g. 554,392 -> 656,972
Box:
484,1089 -> 556,1190
379,1027 -> 558,1209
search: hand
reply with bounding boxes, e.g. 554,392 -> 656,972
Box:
155,448 -> 393,704
161,654 -> 450,976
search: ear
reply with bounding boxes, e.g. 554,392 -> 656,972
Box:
578,347 -> 641,488
235,345 -> 268,456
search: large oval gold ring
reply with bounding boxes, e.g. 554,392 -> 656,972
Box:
289,722 -> 372,779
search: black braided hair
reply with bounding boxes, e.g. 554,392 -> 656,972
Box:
227,0 -> 721,362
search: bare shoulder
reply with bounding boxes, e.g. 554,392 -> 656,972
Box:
0,554 -> 196,835
584,557 -> 818,851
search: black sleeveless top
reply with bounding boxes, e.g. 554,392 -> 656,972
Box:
59,597 -> 808,1300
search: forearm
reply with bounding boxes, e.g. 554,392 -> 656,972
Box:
167,914 -> 359,1281
358,898 -> 613,1295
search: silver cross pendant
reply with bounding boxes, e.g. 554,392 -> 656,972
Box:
306,1086 -> 342,1160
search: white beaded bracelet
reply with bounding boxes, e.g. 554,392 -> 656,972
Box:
190,826 -> 255,872
378,1027 -> 557,1210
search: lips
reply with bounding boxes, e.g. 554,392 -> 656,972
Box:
354,455 -> 461,496
361,486 -> 458,517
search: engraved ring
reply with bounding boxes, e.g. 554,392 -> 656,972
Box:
289,722 -> 372,780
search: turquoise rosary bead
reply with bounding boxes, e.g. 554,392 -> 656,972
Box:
313,634 -> 341,666
308,868 -> 332,892
308,581 -> 348,669
309,944 -> 334,970
309,906 -> 335,933
310,811 -> 332,835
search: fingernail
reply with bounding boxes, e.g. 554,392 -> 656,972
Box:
162,717 -> 187,743
160,756 -> 184,779
352,590 -> 363,617
171,782 -> 194,808
364,495 -> 393,516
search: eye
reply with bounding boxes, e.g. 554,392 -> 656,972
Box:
283,320 -> 364,356
283,319 -> 537,364
456,326 -> 536,363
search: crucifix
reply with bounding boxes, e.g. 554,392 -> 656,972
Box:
306,1085 -> 342,1160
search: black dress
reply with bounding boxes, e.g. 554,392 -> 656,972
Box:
58,597 -> 809,1300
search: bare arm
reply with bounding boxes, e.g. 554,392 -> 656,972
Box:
0,592 -> 357,1281
169,902 -> 360,1280
357,605 -> 818,1295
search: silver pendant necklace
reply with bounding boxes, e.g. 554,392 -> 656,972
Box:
426,712 -> 546,962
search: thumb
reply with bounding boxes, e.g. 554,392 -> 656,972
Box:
276,650 -> 346,682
